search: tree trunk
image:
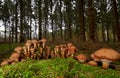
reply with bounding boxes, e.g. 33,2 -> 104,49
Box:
28,0 -> 32,40
50,0 -> 55,41
11,19 -> 14,42
106,26 -> 110,42
77,0 -> 86,42
59,0 -> 63,40
112,0 -> 120,41
19,0 -> 25,42
112,25 -> 116,42
51,17 -> 55,41
15,0 -> 18,42
38,0 -> 42,40
64,0 -> 72,41
102,23 -> 105,41
43,0 -> 49,38
88,0 -> 96,42
4,21 -> 7,42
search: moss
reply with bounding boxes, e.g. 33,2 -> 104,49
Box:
0,58 -> 120,78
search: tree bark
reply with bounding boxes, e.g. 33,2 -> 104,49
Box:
64,0 -> 72,40
38,0 -> 42,40
28,0 -> 32,40
4,21 -> 7,41
15,0 -> 18,42
88,0 -> 96,42
77,0 -> 86,42
19,0 -> 25,42
112,0 -> 120,41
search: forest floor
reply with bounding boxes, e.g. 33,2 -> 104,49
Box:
0,41 -> 120,62
0,41 -> 120,77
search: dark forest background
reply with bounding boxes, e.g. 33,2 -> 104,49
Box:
0,0 -> 120,44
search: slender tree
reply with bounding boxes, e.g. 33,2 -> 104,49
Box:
28,0 -> 32,39
59,0 -> 63,40
1,0 -> 10,41
38,0 -> 42,40
19,0 -> 25,42
112,0 -> 120,41
43,0 -> 49,38
76,0 -> 86,41
50,0 -> 55,41
88,0 -> 96,41
64,0 -> 72,40
15,0 -> 18,42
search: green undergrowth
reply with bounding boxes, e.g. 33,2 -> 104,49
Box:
0,43 -> 24,52
0,43 -> 24,62
0,58 -> 120,78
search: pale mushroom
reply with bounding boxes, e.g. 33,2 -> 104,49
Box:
32,39 -> 38,49
87,60 -> 98,66
75,54 -> 87,63
21,58 -> 25,62
25,40 -> 32,54
22,46 -> 27,55
26,40 -> 32,43
67,43 -> 73,47
40,38 -> 47,48
39,47 -> 43,55
45,46 -> 51,59
30,47 -> 35,54
9,52 -> 21,62
50,51 -> 55,59
14,46 -> 23,53
91,48 -> 120,69
67,43 -> 73,50
69,45 -> 77,58
30,47 -> 36,59
11,61 -> 16,65
54,45 -> 60,57
61,47 -> 66,58
1,59 -> 11,66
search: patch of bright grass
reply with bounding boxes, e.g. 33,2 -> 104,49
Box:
1,58 -> 120,78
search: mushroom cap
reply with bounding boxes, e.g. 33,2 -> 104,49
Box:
46,46 -> 51,50
91,53 -> 100,61
91,48 -> 120,61
69,46 -> 77,54
87,60 -> 98,66
30,47 -> 35,51
11,61 -> 16,65
61,47 -> 66,52
26,40 -> 32,43
5,59 -> 13,63
1,59 -> 9,66
9,52 -> 21,59
14,46 -> 23,53
22,46 -> 27,50
70,46 -> 77,51
25,42 -> 32,46
55,45 -> 60,48
32,39 -> 38,43
67,43 -> 73,47
59,44 -> 64,47
75,54 -> 87,62
40,38 -> 47,42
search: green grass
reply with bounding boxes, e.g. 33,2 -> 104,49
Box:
0,58 -> 120,78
